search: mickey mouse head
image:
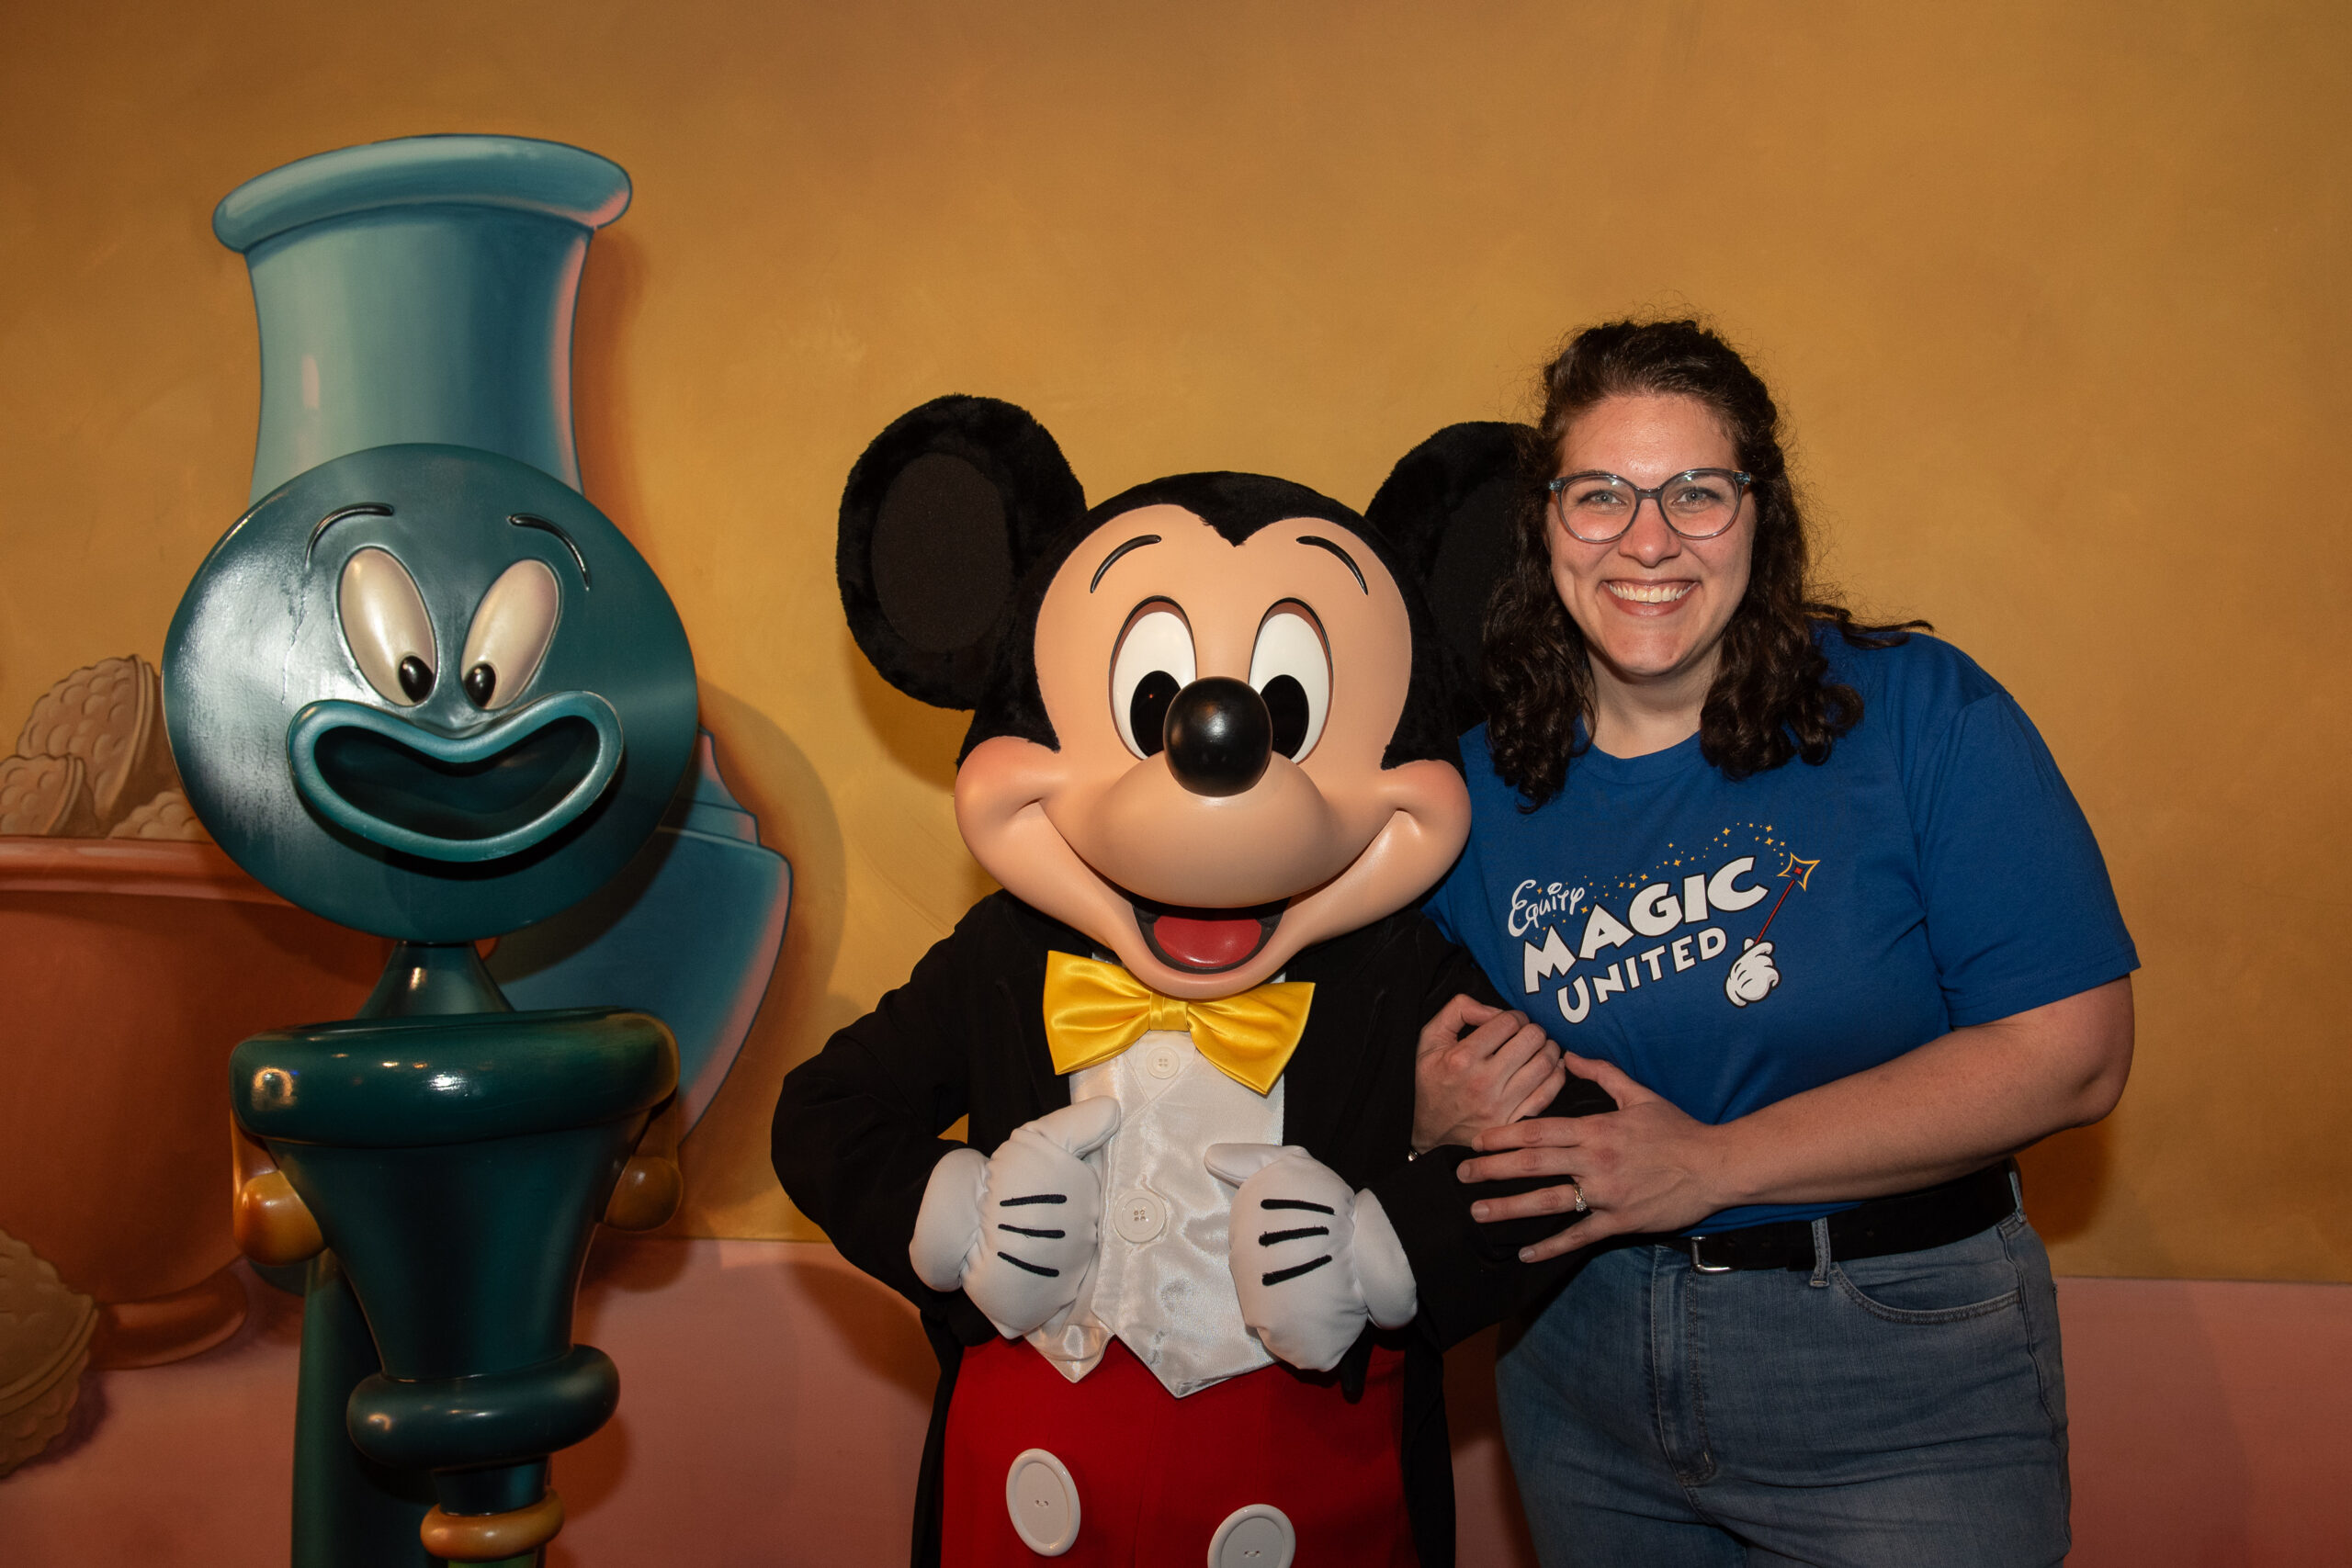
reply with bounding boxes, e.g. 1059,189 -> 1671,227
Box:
841,396 -> 1524,1000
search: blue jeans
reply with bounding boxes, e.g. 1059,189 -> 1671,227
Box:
1496,1202 -> 2070,1567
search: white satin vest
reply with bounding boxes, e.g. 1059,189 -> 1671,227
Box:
1025,1024 -> 1283,1397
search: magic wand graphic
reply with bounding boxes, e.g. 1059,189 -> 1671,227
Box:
1753,853 -> 1822,940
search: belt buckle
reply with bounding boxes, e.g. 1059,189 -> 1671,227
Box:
1688,1235 -> 1733,1274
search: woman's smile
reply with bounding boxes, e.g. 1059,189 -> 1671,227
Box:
1602,579 -> 1696,608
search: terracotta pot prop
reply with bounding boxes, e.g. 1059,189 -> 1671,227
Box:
0,841 -> 383,1367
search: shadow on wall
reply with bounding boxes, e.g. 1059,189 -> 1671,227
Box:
2016,1119 -> 2112,1245
669,685 -> 849,1235
679,637 -> 1001,1236
848,623 -> 972,796
681,681 -> 1013,1238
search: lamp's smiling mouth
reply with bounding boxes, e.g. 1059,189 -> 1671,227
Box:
316,718 -> 596,839
287,692 -> 623,863
1125,891 -> 1286,974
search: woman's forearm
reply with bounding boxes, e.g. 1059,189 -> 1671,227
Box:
1692,977 -> 2134,1208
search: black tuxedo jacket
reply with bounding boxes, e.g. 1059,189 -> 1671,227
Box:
772,892 -> 1608,1567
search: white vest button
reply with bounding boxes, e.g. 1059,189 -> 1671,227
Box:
1146,1043 -> 1183,1078
1111,1189 -> 1167,1244
1005,1448 -> 1080,1556
1207,1504 -> 1295,1568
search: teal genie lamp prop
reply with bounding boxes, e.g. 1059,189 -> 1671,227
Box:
166,137 -> 714,1567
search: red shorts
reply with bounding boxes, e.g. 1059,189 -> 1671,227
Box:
940,1336 -> 1416,1567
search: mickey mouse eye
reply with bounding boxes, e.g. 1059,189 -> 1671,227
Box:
1248,604 -> 1329,761
338,547 -> 436,707
1110,603 -> 1195,759
458,559 -> 562,711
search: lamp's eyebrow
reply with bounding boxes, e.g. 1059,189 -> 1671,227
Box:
1089,534 -> 1161,592
307,503 -> 392,565
509,513 -> 591,588
1298,536 -> 1366,593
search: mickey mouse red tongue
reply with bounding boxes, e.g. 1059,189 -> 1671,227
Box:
1131,897 -> 1285,975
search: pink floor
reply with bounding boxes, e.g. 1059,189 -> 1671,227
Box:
2,1240 -> 2345,1565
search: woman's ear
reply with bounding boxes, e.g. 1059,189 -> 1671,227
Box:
1363,421 -> 1532,709
838,395 -> 1086,708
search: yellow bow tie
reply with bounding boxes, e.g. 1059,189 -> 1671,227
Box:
1043,952 -> 1314,1096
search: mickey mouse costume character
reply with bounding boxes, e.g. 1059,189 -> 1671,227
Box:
773,397 -> 1607,1568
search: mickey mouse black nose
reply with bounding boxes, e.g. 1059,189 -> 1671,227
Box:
1162,676 -> 1272,797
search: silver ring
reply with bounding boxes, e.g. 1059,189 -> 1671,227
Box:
1569,1179 -> 1589,1213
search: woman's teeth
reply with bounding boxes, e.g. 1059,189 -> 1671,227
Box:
1605,581 -> 1694,604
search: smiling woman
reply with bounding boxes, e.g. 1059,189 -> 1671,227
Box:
1415,319 -> 2140,1568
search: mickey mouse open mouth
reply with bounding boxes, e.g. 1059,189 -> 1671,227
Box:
287,692 -> 622,863
1127,891 -> 1288,975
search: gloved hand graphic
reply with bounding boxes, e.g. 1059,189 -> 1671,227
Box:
1724,938 -> 1781,1008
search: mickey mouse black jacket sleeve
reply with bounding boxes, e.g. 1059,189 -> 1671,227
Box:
1372,927 -> 1618,1351
771,898 -> 1028,1349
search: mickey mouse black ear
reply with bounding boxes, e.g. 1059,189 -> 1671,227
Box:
838,395 -> 1086,708
1363,421 -> 1532,713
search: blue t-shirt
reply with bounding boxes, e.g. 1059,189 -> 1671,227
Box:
1426,631 -> 2138,1232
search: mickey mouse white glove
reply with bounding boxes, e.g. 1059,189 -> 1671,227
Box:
1205,1143 -> 1418,1372
909,1097 -> 1121,1338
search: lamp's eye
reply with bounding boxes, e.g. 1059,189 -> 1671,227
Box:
1248,604 -> 1330,761
458,559 -> 562,711
338,547 -> 436,707
1109,602 -> 1195,760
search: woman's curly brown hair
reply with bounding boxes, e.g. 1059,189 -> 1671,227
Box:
1484,319 -> 1921,807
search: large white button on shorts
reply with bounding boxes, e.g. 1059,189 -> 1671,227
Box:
1207,1503 -> 1295,1568
1111,1188 -> 1168,1244
1005,1448 -> 1080,1556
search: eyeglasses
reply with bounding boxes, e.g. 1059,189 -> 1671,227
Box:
1545,468 -> 1754,543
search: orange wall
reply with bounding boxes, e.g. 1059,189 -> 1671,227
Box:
3,1 -> 2344,1280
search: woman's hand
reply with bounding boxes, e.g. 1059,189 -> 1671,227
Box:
1457,1052 -> 1727,1261
1412,994 -> 1569,1154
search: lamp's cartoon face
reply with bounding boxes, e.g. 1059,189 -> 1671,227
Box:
165,445 -> 697,942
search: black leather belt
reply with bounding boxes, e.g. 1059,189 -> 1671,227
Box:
1663,1160 -> 2019,1273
